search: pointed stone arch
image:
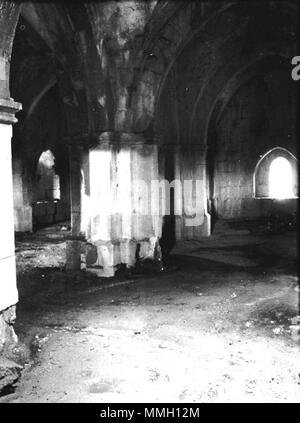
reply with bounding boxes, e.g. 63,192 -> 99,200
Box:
253,147 -> 298,199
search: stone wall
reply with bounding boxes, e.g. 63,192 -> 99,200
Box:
32,201 -> 70,228
213,68 -> 297,220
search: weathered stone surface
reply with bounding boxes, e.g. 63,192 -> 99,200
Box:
85,243 -> 98,266
0,358 -> 22,395
66,240 -> 84,271
2,306 -> 16,326
0,305 -> 24,394
0,307 -> 18,355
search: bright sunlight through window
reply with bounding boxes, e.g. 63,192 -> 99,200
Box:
269,156 -> 293,199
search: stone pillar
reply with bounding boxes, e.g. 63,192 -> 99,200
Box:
67,132 -> 162,277
0,97 -> 22,357
12,158 -> 33,232
69,144 -> 84,237
175,144 -> 211,240
57,162 -> 71,222
65,143 -> 86,271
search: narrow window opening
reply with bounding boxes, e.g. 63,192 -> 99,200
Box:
36,150 -> 60,202
254,147 -> 297,199
269,157 -> 293,199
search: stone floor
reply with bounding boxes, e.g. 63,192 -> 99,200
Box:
0,222 -> 299,402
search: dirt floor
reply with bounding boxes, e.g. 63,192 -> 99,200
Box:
1,222 -> 299,403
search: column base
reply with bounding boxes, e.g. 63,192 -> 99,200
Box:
66,237 -> 163,278
87,266 -> 116,278
86,240 -> 137,278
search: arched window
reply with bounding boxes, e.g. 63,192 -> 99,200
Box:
269,157 -> 293,199
254,147 -> 297,199
36,150 -> 60,201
